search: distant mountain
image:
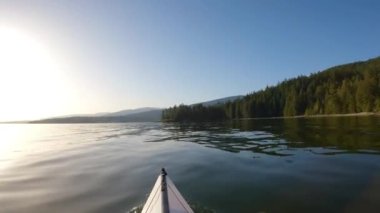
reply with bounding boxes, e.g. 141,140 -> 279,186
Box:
48,112 -> 109,119
106,107 -> 160,117
48,107 -> 159,119
29,97 -> 244,123
192,96 -> 243,107
31,109 -> 162,123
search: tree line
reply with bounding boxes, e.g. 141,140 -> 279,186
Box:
162,57 -> 380,122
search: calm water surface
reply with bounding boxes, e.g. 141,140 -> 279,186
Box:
1,117 -> 380,213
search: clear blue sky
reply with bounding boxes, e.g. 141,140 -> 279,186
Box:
0,0 -> 380,120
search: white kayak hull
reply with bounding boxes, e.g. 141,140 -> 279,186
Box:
141,169 -> 194,213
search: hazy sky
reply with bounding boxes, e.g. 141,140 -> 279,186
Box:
1,0 -> 380,121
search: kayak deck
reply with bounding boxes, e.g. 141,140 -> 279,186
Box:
141,169 -> 194,213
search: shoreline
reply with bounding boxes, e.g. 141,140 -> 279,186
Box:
1,112 -> 379,124
240,112 -> 380,120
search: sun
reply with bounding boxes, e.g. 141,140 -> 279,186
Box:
0,26 -> 69,121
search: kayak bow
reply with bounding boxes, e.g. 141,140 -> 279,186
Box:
141,168 -> 194,213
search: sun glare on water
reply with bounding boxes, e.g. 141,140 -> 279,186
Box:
0,26 -> 70,121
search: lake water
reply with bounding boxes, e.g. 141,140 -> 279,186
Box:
1,116 -> 380,213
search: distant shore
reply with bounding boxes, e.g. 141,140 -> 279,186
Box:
242,112 -> 380,120
1,112 -> 379,124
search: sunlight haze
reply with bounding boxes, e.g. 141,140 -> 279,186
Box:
0,26 -> 72,121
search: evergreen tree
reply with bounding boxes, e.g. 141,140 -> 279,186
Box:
162,57 -> 380,122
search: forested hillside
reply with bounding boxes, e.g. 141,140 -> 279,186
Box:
162,57 -> 380,122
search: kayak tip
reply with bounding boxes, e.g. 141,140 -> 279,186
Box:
161,168 -> 167,176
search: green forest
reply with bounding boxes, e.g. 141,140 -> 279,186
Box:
162,57 -> 380,122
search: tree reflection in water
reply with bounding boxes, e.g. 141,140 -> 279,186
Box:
148,116 -> 380,156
